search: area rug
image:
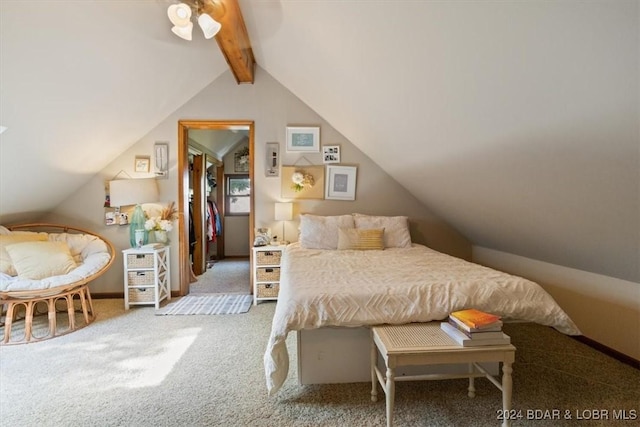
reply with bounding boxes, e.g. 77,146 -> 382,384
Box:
155,294 -> 252,315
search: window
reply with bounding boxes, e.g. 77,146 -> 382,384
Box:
226,175 -> 250,215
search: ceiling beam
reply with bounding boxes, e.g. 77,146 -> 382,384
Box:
202,0 -> 256,84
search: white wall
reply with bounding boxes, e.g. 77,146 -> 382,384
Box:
473,246 -> 640,361
46,66 -> 469,295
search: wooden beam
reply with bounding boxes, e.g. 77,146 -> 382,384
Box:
202,0 -> 256,84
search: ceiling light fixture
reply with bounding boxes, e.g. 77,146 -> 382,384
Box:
167,1 -> 222,41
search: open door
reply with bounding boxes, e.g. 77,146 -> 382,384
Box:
177,120 -> 255,296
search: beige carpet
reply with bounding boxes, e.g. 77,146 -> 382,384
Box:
1,299 -> 639,426
190,258 -> 250,295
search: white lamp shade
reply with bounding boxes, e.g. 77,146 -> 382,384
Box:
109,178 -> 159,207
171,23 -> 193,41
198,13 -> 221,39
168,3 -> 192,26
274,202 -> 293,221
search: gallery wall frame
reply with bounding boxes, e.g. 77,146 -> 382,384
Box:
325,165 -> 357,201
154,142 -> 169,178
286,126 -> 320,152
134,155 -> 150,173
322,145 -> 341,163
281,165 -> 325,199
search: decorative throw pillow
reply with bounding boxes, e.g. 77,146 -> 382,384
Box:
0,232 -> 49,276
299,214 -> 355,249
337,227 -> 385,250
353,214 -> 412,248
5,241 -> 78,280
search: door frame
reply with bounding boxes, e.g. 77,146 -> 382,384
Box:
177,120 -> 255,296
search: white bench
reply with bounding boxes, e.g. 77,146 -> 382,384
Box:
371,322 -> 516,427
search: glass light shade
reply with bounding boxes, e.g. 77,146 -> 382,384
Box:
167,3 -> 192,26
171,23 -> 193,41
198,13 -> 221,39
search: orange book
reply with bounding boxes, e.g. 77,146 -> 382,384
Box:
450,308 -> 501,329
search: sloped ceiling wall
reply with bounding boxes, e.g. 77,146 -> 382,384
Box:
0,1 -> 638,283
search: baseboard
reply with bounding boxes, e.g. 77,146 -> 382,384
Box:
572,335 -> 639,370
92,290 -> 181,299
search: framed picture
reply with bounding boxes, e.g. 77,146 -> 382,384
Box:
286,126 -> 320,152
322,145 -> 341,163
234,146 -> 250,172
325,165 -> 357,201
134,156 -> 150,173
281,165 -> 325,199
154,142 -> 169,178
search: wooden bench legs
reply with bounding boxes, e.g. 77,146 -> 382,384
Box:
1,284 -> 95,345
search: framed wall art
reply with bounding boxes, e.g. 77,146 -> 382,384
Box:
281,165 -> 325,199
134,156 -> 150,173
325,165 -> 357,201
154,142 -> 169,178
322,145 -> 340,163
286,126 -> 320,152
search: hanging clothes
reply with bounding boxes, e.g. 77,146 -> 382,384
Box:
207,201 -> 215,243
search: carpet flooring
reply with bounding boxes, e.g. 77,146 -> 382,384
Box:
155,294 -> 252,315
1,299 -> 638,426
190,258 -> 250,295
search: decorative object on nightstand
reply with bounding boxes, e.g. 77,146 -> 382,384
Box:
252,245 -> 282,305
109,178 -> 159,248
144,201 -> 178,245
123,245 -> 171,309
274,202 -> 293,245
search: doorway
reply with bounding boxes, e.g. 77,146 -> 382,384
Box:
177,120 -> 255,297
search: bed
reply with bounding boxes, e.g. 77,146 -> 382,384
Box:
264,214 -> 580,395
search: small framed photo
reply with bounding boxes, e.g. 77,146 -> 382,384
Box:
134,156 -> 151,173
286,126 -> 320,152
325,165 -> 357,201
322,145 -> 341,163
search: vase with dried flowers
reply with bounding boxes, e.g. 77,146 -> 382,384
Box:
144,202 -> 178,244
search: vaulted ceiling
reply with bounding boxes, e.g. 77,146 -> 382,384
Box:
1,1 -> 637,283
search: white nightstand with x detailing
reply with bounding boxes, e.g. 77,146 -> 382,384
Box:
123,246 -> 170,309
252,245 -> 282,305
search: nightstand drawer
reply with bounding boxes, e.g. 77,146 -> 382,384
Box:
128,287 -> 155,303
127,271 -> 155,286
256,267 -> 280,281
256,250 -> 282,265
126,253 -> 155,268
257,283 -> 279,298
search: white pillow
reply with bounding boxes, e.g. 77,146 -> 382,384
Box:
353,214 -> 412,248
5,241 -> 78,280
0,232 -> 49,276
299,214 -> 355,249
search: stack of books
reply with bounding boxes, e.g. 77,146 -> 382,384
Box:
441,308 -> 511,347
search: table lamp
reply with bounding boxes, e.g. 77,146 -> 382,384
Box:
274,202 -> 293,245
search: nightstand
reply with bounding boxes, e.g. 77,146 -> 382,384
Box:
123,246 -> 171,309
252,245 -> 283,305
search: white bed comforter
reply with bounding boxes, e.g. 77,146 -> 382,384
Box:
264,243 -> 580,395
